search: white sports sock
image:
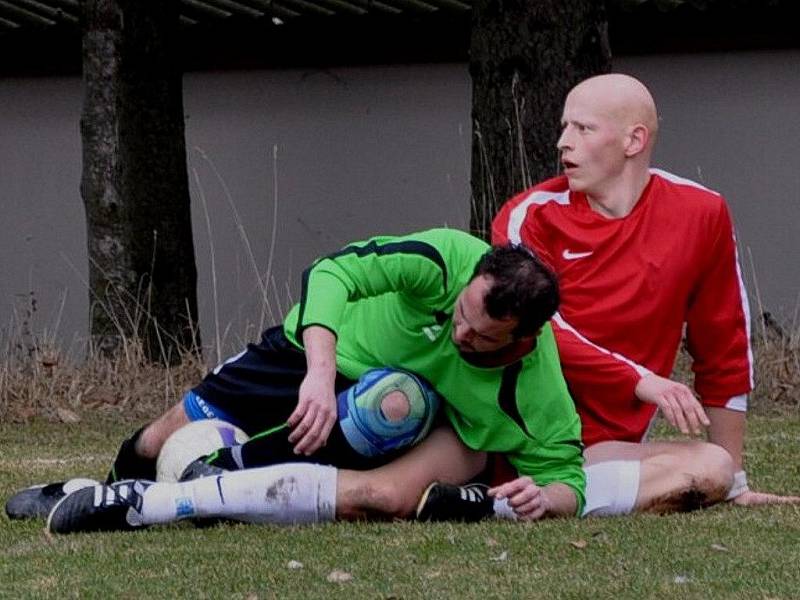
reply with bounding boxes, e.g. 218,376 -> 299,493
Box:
492,497 -> 518,520
138,463 -> 337,526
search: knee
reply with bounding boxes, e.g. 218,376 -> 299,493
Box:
639,442 -> 734,513
666,442 -> 734,506
690,442 -> 735,494
380,390 -> 410,422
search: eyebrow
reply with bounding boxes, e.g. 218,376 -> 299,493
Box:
458,298 -> 503,343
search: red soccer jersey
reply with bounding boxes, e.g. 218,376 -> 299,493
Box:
492,169 -> 753,446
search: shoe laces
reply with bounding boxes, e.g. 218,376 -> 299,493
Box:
460,484 -> 489,503
99,480 -> 148,512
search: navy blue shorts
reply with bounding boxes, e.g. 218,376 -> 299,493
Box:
187,326 -> 423,470
191,326 -> 358,437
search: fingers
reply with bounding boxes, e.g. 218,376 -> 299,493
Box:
732,490 -> 800,506
514,498 -> 547,521
288,402 -> 336,455
636,375 -> 709,436
659,385 -> 709,436
489,477 -> 545,521
288,373 -> 337,455
488,476 -> 532,500
660,399 -> 689,435
287,402 -> 316,443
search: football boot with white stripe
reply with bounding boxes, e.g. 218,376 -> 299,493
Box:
415,482 -> 494,522
5,478 -> 98,520
47,480 -> 152,534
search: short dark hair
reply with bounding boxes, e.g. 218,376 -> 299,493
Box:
471,244 -> 559,338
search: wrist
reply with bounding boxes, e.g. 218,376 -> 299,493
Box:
306,362 -> 337,379
633,372 -> 654,401
540,487 -> 555,517
541,483 -> 576,518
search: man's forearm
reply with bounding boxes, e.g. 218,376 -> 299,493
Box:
541,482 -> 578,518
705,406 -> 746,469
302,326 -> 337,377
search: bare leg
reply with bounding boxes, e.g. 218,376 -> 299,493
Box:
585,440 -> 734,514
336,426 -> 486,520
136,401 -> 190,458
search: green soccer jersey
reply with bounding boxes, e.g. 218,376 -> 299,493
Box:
283,228 -> 585,512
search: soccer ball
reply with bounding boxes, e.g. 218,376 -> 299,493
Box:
337,368 -> 441,458
155,419 -> 249,482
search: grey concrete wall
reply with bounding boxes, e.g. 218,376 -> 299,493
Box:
183,65 -> 472,358
0,76 -> 86,355
1,51 -> 798,362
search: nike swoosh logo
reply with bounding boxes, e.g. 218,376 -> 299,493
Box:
562,249 -> 593,260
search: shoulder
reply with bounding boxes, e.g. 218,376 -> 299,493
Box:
649,168 -> 727,208
414,227 -> 488,250
504,176 -> 572,210
404,228 -> 489,269
494,176 -> 572,244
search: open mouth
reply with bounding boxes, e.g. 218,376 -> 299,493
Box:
562,160 -> 578,170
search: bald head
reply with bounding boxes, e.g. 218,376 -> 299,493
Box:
568,74 -> 659,145
557,74 -> 659,212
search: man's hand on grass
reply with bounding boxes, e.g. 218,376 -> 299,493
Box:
489,476 -> 549,521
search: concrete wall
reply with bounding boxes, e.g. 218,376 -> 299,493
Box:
1,51 -> 798,361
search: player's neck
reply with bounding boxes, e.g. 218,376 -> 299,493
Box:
586,168 -> 651,219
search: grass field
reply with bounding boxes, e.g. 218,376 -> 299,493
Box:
2,415 -> 799,599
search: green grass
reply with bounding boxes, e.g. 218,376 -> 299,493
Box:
2,416 -> 800,599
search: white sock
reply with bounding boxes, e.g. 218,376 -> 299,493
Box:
138,463 -> 337,526
492,497 -> 518,520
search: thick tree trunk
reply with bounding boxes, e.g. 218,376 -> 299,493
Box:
80,0 -> 199,363
469,0 -> 612,238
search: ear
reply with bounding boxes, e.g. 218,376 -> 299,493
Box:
624,123 -> 649,157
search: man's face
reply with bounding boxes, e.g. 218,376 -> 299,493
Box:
451,275 -> 518,354
556,88 -> 627,196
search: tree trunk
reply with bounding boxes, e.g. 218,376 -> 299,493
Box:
80,0 -> 199,363
469,0 -> 612,238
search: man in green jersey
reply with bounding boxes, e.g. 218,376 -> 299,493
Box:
22,228 -> 585,532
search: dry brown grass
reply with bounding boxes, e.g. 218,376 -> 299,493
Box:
3,321 -> 798,425
750,331 -> 800,410
1,336 -> 206,425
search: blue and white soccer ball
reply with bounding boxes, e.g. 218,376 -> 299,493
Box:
337,368 -> 441,458
155,418 -> 249,482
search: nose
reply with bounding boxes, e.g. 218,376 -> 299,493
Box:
453,321 -> 473,344
557,126 -> 572,152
